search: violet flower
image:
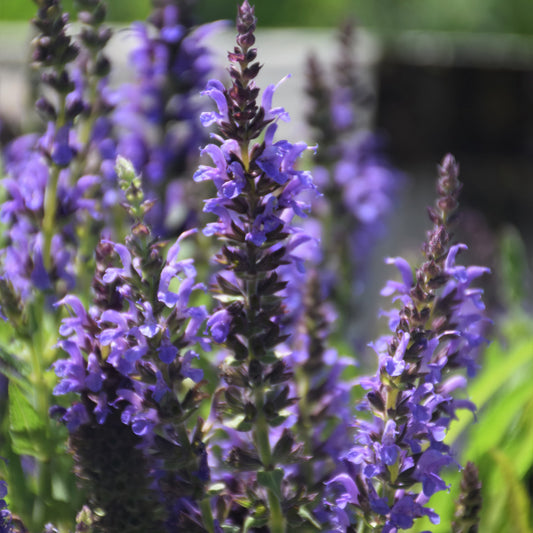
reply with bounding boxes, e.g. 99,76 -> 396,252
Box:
305,21 -> 402,341
52,158 -> 212,531
113,0 -> 222,237
195,2 -> 319,530
326,155 -> 490,531
287,271 -> 355,504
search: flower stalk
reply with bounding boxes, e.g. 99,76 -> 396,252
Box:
326,155 -> 489,531
195,1 -> 318,529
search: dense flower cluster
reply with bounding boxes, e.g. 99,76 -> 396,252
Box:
327,155 -> 489,531
0,0 -> 115,304
194,1 -> 324,529
52,159 -> 210,531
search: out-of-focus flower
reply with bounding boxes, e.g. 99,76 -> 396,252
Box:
113,0 -> 224,237
305,21 -> 402,342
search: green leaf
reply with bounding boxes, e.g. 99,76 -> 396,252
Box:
502,395 -> 533,478
488,449 -> 533,533
257,468 -> 284,501
0,346 -> 31,390
468,376 -> 533,458
447,336 -> 533,444
298,504 -> 322,529
8,382 -> 47,459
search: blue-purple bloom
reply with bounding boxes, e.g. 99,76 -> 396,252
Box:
1,138 -> 98,302
0,0 -> 116,306
51,161 -> 211,529
326,155 -> 489,531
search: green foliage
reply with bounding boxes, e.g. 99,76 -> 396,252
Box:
195,0 -> 533,33
0,0 -> 150,22
8,382 -> 48,459
2,0 -> 533,33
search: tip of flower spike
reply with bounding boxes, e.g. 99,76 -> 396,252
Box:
439,153 -> 459,180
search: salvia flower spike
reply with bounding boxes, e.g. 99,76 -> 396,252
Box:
52,157 -> 212,531
196,1 -> 318,530
326,154 -> 489,532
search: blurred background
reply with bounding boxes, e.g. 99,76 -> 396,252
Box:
2,0 -> 532,243
2,0 -> 533,349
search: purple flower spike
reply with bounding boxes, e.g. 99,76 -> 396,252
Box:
326,155 -> 489,531
52,161 -> 210,530
195,2 -> 321,529
112,2 -> 223,236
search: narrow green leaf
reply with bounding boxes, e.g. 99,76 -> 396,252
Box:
503,395 -> 533,479
489,449 -> 532,533
447,337 -> 533,443
468,377 -> 533,457
0,346 -> 31,390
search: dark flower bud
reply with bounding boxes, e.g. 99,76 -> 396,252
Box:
36,96 -> 57,121
367,390 -> 385,412
264,360 -> 290,385
244,401 -> 257,422
65,97 -> 85,121
80,26 -> 100,48
49,404 -> 67,420
452,461 -> 482,533
272,428 -> 295,463
225,386 -> 244,411
89,2 -> 107,25
228,446 -> 263,471
237,32 -> 255,49
243,62 -> 261,81
249,358 -> 263,386
43,69 -> 74,94
93,54 -> 111,77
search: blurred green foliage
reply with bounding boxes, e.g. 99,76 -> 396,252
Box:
0,0 -> 151,22
1,0 -> 533,34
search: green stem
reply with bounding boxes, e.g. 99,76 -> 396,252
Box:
42,164 -> 61,271
266,484 -> 285,533
254,387 -> 285,533
294,366 -> 315,485
42,96 -> 66,270
28,295 -> 54,529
